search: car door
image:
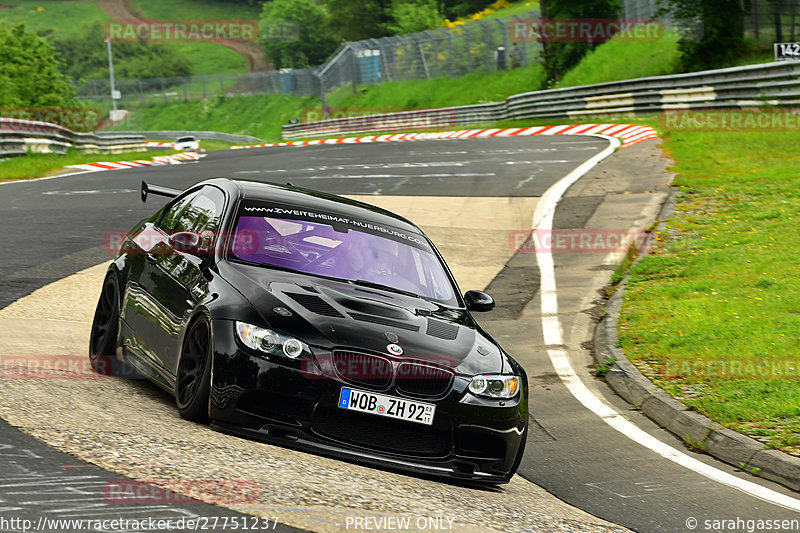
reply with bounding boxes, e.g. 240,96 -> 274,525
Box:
128,185 -> 226,382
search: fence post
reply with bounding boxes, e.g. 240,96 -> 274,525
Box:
138,79 -> 144,105
496,18 -> 509,56
202,76 -> 207,99
350,46 -> 358,94
465,25 -> 472,73
160,78 -> 166,103
477,20 -> 492,73
317,71 -> 327,118
447,30 -> 454,77
183,77 -> 188,101
425,30 -> 441,78
412,34 -> 430,79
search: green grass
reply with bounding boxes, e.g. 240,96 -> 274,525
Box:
131,0 -> 260,21
618,116 -> 800,455
163,42 -> 247,75
556,32 -> 681,88
129,0 -> 256,76
110,63 -> 545,141
0,0 -> 109,36
0,0 -> 248,77
197,140 -> 235,151
0,147 -> 178,182
327,62 -> 546,110
111,93 -> 320,141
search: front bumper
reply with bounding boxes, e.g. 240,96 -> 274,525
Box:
209,320 -> 528,484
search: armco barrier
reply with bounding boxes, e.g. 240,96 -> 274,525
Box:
110,131 -> 265,144
282,61 -> 800,139
0,118 -> 146,157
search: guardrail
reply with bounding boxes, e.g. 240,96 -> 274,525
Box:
0,119 -> 146,157
282,61 -> 800,139
109,131 -> 265,144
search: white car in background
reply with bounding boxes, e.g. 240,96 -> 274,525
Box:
174,136 -> 200,151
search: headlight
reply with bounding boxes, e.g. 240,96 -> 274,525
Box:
235,322 -> 309,359
468,375 -> 519,399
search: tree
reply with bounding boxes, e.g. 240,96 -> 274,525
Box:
386,0 -> 445,35
324,0 -> 390,41
540,0 -> 622,84
50,23 -> 193,81
0,23 -> 75,108
441,0 -> 494,19
658,0 -> 748,70
259,0 -> 339,69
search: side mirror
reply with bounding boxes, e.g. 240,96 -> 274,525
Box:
464,290 -> 495,312
168,232 -> 201,255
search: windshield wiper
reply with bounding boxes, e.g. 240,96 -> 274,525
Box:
350,279 -> 419,298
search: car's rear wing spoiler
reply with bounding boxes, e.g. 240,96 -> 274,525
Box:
141,181 -> 181,203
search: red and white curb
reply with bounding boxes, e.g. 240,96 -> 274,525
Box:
144,141 -> 175,148
67,152 -> 202,172
230,124 -> 658,151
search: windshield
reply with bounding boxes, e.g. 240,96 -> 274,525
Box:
176,136 -> 195,143
229,211 -> 457,304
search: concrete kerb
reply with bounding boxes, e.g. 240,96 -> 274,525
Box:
592,207 -> 800,493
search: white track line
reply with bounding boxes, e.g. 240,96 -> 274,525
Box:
534,134 -> 800,512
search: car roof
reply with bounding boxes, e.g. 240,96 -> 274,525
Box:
205,178 -> 423,234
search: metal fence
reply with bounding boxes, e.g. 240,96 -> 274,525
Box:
74,10 -> 544,107
73,69 -> 320,106
747,0 -> 800,42
74,2 -> 800,109
622,0 -> 800,43
315,10 -> 543,104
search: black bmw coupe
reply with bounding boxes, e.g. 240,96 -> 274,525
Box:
90,178 -> 528,483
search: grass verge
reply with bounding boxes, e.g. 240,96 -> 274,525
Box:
111,93 -> 320,141
618,115 -> 800,456
556,32 -> 681,88
326,62 -> 546,110
130,0 -> 260,21
0,148 -> 178,182
0,0 -> 109,36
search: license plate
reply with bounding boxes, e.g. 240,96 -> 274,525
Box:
338,387 -> 435,426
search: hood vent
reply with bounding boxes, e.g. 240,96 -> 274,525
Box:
348,312 -> 420,332
297,285 -> 319,293
426,319 -> 459,340
285,292 -> 344,318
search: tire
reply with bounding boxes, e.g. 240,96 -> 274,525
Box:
175,316 -> 212,423
89,274 -> 122,376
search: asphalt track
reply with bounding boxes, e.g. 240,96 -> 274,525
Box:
0,137 -> 798,532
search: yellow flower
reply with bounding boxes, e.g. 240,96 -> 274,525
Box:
37,7 -> 45,12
